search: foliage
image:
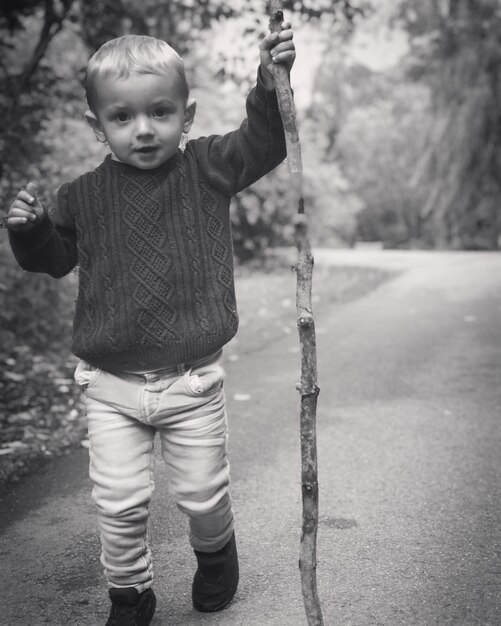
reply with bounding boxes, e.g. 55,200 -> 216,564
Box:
0,237 -> 86,484
334,64 -> 430,247
78,0 -> 370,57
398,0 -> 501,249
0,1 -> 79,202
231,165 -> 293,260
305,0 -> 501,250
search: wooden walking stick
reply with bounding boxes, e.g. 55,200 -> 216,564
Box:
268,6 -> 323,626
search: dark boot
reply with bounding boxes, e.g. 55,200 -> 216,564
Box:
192,531 -> 239,612
106,587 -> 156,626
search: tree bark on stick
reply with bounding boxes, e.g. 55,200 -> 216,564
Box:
269,7 -> 323,626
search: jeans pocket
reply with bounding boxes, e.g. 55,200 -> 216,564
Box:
183,363 -> 225,397
74,359 -> 101,390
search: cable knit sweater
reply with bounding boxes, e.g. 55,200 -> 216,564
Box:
9,75 -> 286,371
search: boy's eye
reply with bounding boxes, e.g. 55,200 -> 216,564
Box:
153,107 -> 168,118
116,112 -> 130,122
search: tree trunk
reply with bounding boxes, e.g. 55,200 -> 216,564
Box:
415,0 -> 501,249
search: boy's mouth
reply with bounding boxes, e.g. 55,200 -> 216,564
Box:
135,146 -> 158,154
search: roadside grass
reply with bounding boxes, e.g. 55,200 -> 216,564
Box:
0,248 -> 391,486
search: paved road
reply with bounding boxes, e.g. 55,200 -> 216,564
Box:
1,250 -> 500,625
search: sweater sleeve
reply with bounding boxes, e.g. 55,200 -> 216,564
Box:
8,183 -> 78,278
188,68 -> 287,196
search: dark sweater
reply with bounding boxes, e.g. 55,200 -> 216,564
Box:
9,75 -> 286,371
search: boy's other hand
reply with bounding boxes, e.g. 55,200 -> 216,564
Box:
259,20 -> 295,88
7,182 -> 46,232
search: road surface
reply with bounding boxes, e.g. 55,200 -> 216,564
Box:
0,249 -> 500,625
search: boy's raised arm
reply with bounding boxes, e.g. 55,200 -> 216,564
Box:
188,20 -> 296,196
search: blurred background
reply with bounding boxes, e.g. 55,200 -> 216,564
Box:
0,0 -> 500,481
3,0 -> 501,255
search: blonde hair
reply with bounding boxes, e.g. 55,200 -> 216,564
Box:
85,35 -> 189,113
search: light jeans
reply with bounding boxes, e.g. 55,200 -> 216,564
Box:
74,351 -> 234,592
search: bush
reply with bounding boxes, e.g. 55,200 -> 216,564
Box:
0,238 -> 84,484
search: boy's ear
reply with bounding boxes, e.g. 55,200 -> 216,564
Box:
85,110 -> 107,143
183,98 -> 196,133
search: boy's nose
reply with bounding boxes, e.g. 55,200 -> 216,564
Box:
135,116 -> 154,138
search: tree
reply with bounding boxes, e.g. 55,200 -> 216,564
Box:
0,0 -> 79,204
401,0 -> 501,249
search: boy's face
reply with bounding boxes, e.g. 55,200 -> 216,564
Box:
87,72 -> 195,170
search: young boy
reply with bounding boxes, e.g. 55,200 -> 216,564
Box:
7,20 -> 295,626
